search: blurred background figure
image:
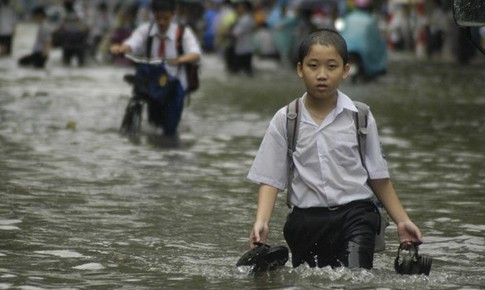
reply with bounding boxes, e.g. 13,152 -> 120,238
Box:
201,0 -> 219,52
0,0 -> 17,57
340,0 -> 387,82
426,0 -> 447,59
18,6 -> 51,69
253,16 -> 280,61
107,3 -> 138,65
87,1 -> 113,62
388,3 -> 415,51
52,0 -> 89,66
230,0 -> 255,76
266,0 -> 297,66
215,0 -> 237,71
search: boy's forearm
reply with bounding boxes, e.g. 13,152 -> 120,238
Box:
255,184 -> 278,224
369,178 -> 410,225
178,52 -> 200,64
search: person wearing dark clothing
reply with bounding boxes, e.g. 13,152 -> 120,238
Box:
18,7 -> 51,69
0,0 -> 16,56
53,0 -> 89,66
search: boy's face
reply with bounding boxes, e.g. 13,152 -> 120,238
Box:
153,10 -> 174,33
297,44 -> 350,101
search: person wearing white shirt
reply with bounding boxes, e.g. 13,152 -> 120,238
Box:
231,0 -> 254,75
0,0 -> 16,56
110,0 -> 201,136
247,29 -> 422,269
18,6 -> 51,68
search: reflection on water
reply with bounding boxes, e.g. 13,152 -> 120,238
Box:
1,24 -> 485,289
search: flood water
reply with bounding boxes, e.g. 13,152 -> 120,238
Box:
1,24 -> 485,289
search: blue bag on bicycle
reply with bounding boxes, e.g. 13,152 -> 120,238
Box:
134,63 -> 181,104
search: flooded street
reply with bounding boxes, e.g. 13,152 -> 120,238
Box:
1,24 -> 485,289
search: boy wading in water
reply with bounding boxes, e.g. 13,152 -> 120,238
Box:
247,29 -> 422,269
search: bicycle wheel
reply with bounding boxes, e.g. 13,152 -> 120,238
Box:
120,100 -> 142,139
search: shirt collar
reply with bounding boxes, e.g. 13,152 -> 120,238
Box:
150,22 -> 178,40
337,90 -> 358,113
300,90 -> 356,127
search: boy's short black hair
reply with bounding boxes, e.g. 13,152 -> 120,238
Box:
297,29 -> 348,64
151,0 -> 176,12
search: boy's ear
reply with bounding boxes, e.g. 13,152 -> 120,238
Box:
342,63 -> 351,79
297,62 -> 303,78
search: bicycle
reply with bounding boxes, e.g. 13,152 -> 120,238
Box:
119,54 -> 167,140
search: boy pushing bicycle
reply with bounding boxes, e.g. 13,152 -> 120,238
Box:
111,0 -> 201,136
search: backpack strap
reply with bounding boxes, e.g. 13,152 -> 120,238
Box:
286,97 -> 302,208
146,22 -> 155,58
353,101 -> 369,172
176,25 -> 185,56
285,99 -> 369,207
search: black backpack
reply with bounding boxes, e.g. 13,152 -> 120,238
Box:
146,23 -> 200,95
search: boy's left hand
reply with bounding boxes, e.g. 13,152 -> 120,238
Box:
397,220 -> 423,246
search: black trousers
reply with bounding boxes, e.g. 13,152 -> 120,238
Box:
233,53 -> 253,76
283,200 -> 380,269
0,35 -> 13,55
62,48 -> 85,66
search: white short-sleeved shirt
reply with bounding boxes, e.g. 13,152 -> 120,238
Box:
247,91 -> 390,208
0,5 -> 16,35
123,22 -> 201,91
33,23 -> 51,53
232,13 -> 254,55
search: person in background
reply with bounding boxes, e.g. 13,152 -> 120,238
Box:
18,6 -> 51,69
388,4 -> 415,51
426,0 -> 447,59
108,3 -> 139,65
0,0 -> 17,57
231,0 -> 255,76
201,0 -> 218,52
247,29 -> 422,269
269,2 -> 297,66
88,2 -> 113,62
110,0 -> 201,136
215,0 -> 237,72
54,0 -> 89,66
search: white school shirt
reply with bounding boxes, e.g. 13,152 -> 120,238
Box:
33,23 -> 51,53
123,22 -> 201,91
0,4 -> 16,35
233,13 -> 254,55
247,91 -> 390,208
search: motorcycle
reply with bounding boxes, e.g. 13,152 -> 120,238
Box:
338,9 -> 388,83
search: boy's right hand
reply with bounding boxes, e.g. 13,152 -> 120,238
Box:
249,221 -> 269,249
110,44 -> 131,55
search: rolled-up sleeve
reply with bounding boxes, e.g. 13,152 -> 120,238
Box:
122,23 -> 149,55
182,27 -> 201,55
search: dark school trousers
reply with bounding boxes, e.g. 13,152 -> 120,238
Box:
147,82 -> 185,136
0,35 -> 13,55
233,53 -> 253,76
62,48 -> 85,66
283,199 -> 380,269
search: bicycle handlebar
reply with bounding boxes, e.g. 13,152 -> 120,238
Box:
124,54 -> 166,65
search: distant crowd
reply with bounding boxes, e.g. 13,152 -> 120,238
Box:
1,0 -> 484,69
